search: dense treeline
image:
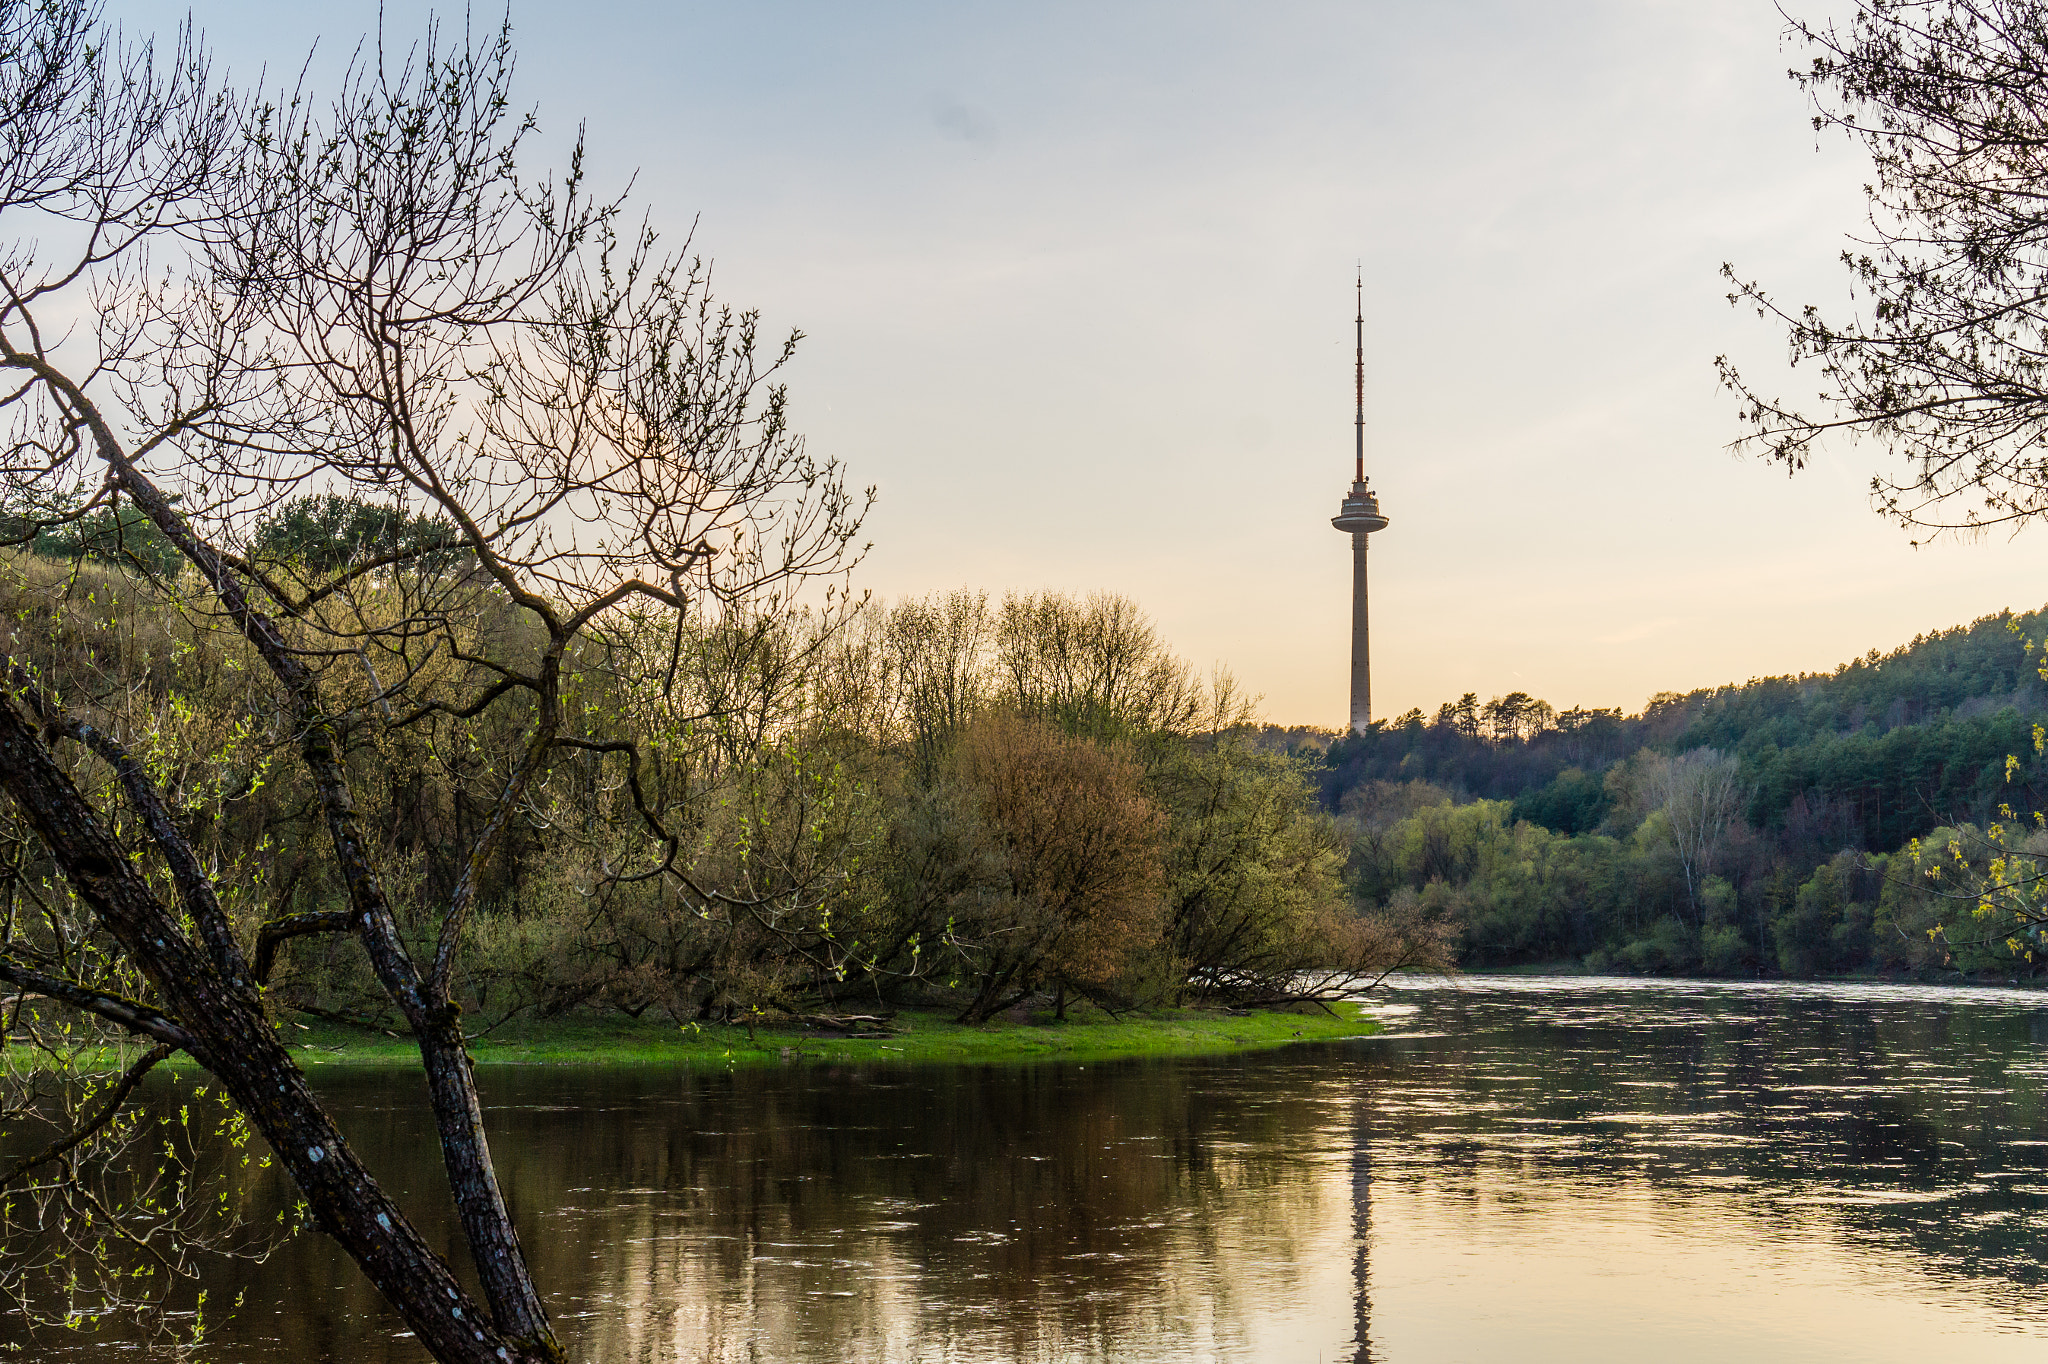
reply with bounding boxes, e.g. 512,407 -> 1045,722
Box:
1314,606 -> 2048,979
3,532 -> 1447,1041
21,503 -> 2048,1015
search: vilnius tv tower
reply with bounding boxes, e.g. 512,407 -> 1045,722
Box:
1330,276 -> 1389,733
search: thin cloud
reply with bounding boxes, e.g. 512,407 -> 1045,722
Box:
929,94 -> 996,146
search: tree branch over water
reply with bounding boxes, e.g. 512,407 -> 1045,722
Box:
0,2 -> 865,1358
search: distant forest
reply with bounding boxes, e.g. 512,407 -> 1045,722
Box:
16,481 -> 2041,987
1272,606 -> 2048,980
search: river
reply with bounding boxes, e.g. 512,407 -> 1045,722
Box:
12,976 -> 2048,1361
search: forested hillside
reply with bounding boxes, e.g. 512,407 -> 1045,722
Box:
1311,606 -> 2048,979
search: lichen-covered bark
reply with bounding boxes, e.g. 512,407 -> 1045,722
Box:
38,366 -> 562,1357
0,695 -> 554,1364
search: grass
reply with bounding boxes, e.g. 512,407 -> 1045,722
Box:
262,1000 -> 1378,1070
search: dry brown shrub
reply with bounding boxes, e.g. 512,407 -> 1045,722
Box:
947,712 -> 1165,1020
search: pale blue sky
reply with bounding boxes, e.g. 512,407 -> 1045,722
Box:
112,1 -> 2047,724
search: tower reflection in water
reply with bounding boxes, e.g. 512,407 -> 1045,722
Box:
22,978 -> 2048,1363
1353,1082 -> 1373,1364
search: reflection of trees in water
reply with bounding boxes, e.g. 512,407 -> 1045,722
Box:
1362,986 -> 2048,1303
34,985 -> 2036,1361
553,1060 -> 1353,1362
19,1056 -> 1362,1361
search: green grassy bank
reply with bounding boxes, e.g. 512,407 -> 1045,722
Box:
255,1001 -> 1376,1070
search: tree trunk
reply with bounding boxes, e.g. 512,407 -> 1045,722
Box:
91,434 -> 562,1359
0,696 -> 559,1364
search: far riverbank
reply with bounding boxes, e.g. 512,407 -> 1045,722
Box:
1468,960 -> 2048,990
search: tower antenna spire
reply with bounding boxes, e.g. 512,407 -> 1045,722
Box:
1354,267 -> 1365,483
1332,267 -> 1390,733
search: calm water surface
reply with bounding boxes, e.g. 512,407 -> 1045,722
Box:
25,976 -> 2048,1361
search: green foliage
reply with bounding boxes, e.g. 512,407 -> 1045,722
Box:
1615,916 -> 1698,975
1,492 -> 184,577
1329,605 -> 2048,856
250,493 -> 463,574
1701,922 -> 1749,975
1769,851 -> 1880,975
1511,766 -> 1610,835
1317,601 -> 2048,982
1337,770 -> 1928,978
0,567 -> 1417,1046
1345,770 -> 2018,980
1152,729 -> 1356,1003
272,1001 -> 1376,1068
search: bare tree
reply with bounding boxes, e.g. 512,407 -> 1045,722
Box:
888,588 -> 993,781
0,5 -> 864,1360
994,590 -> 1201,743
1722,0 -> 2048,536
1646,748 -> 1746,923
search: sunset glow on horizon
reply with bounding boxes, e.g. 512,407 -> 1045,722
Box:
127,0 -> 2048,725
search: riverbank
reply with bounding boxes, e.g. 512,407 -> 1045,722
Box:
1464,961 -> 2048,989
255,1000 -> 1375,1069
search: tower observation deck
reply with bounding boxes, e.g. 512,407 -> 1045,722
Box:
1332,278 -> 1388,733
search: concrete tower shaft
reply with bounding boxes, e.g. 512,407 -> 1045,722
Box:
1330,276 -> 1388,733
